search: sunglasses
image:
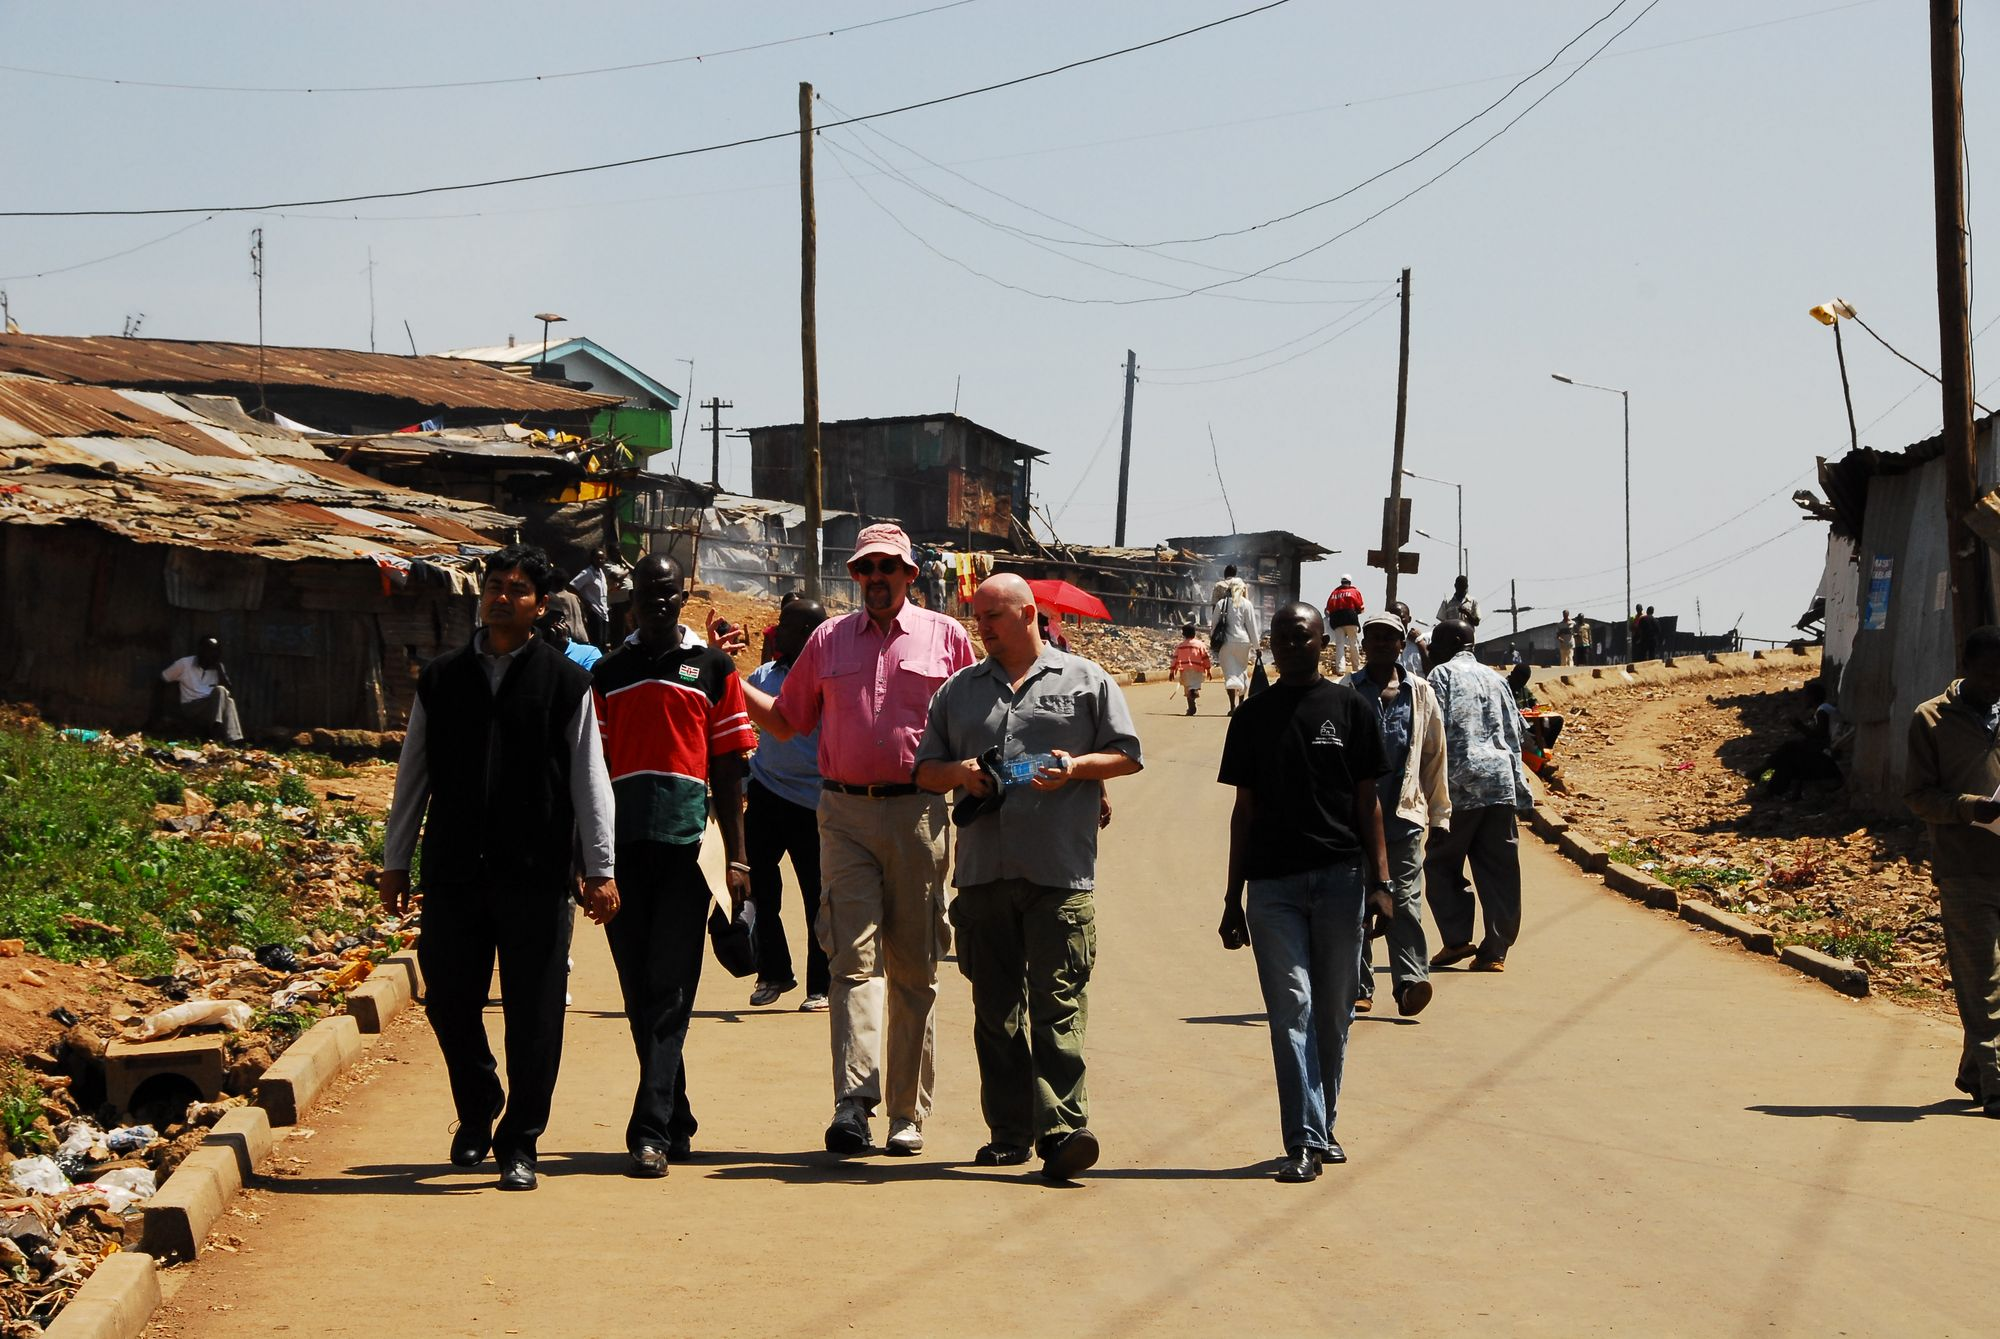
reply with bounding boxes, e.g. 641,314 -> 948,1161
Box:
849,558 -> 906,577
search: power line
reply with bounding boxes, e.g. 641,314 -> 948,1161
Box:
1117,0 -> 1666,303
1022,0 -> 1645,252
821,94 -> 1388,289
824,0 -> 1655,314
1147,283 -> 1400,371
820,131 -> 1364,307
1144,296 -> 1401,384
1561,524 -> 1809,612
0,1 -> 984,95
0,0 -> 1294,219
0,214 -> 215,281
1848,311 -> 1993,412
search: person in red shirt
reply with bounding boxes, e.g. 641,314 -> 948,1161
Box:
1169,622 -> 1214,715
1324,575 -> 1366,677
737,524 -> 976,1157
592,555 -> 756,1177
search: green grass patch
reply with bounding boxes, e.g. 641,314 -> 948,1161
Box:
1606,842 -> 1756,891
0,1060 -> 51,1156
0,721 -> 312,973
1775,926 -> 1896,966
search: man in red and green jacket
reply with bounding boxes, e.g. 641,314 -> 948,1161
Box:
593,554 -> 757,1176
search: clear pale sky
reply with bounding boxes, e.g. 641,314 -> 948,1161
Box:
1,0 -> 1986,640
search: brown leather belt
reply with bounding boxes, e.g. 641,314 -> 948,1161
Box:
822,781 -> 921,798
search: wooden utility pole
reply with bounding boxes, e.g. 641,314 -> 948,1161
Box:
703,397 -> 734,488
1499,578 -> 1533,636
1934,0 -> 1986,657
800,82 -> 823,598
1115,350 -> 1136,546
1384,268 -> 1413,605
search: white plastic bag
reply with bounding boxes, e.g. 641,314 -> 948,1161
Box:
88,1166 -> 157,1214
127,998 -> 255,1040
7,1156 -> 70,1195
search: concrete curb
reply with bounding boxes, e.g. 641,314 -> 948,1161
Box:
1602,863 -> 1680,912
138,1107 -> 276,1261
345,951 -> 420,1034
42,1250 -> 159,1339
54,958 -> 409,1330
1508,648 -> 1878,1002
1679,899 -> 1777,955
254,1014 -> 364,1126
1780,944 -> 1870,997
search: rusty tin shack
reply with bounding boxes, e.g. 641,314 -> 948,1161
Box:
746,413 -> 1045,550
0,378 -> 515,737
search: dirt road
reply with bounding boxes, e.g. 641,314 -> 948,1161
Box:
148,690 -> 1993,1336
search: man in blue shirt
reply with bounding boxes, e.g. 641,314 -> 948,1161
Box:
538,603 -> 602,671
746,598 -> 831,1010
1424,620 -> 1532,973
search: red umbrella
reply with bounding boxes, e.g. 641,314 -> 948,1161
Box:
1027,579 -> 1112,621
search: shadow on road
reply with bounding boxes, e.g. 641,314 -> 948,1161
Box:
695,1149 -> 1271,1185
1182,1012 -> 1264,1026
254,1164 -> 492,1196
1745,1099 -> 1978,1123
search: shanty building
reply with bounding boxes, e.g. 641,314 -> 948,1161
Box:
1803,413 -> 2000,805
0,376 -> 515,737
437,334 -> 683,468
990,543 -> 1210,628
1168,530 -> 1335,622
745,413 -> 1045,551
0,333 -> 618,436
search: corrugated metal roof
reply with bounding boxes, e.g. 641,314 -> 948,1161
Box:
744,412 -> 1049,461
0,376 -> 517,560
0,334 -> 619,414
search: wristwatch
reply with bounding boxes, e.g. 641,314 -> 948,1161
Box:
1369,879 -> 1394,894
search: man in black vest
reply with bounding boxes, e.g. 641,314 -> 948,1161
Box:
379,543 -> 620,1192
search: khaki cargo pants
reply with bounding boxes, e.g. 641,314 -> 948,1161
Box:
815,791 -> 950,1123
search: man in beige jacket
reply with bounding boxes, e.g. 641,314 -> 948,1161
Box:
1906,625 -> 2000,1119
1345,611 -> 1450,1016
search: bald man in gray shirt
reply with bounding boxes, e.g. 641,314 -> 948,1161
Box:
915,574 -> 1143,1182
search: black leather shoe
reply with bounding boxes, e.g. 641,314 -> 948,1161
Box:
974,1142 -> 1032,1167
627,1146 -> 669,1179
1324,1139 -> 1346,1165
496,1158 -> 538,1191
824,1105 -> 874,1154
1039,1128 -> 1100,1182
450,1101 -> 503,1168
1955,1073 -> 1982,1103
666,1134 -> 694,1162
1275,1146 -> 1322,1183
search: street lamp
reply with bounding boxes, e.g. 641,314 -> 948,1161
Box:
533,311 -> 567,368
1808,299 -> 1860,453
1551,373 -> 1632,627
1401,468 -> 1465,578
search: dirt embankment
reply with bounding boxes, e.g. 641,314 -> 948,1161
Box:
1550,660 -> 1947,1010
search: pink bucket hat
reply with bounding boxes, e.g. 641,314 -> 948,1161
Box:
850,522 -> 914,567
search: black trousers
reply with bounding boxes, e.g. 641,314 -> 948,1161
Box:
417,881 -> 575,1165
605,841 -> 710,1152
746,779 -> 829,996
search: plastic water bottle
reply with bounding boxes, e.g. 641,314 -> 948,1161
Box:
1002,753 -> 1060,786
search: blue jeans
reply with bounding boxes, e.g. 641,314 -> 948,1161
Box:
1246,861 -> 1365,1153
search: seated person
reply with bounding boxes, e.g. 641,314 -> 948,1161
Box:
161,638 -> 244,743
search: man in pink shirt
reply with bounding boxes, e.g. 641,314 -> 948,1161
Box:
740,523 -> 975,1156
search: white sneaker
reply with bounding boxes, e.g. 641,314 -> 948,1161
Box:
799,993 -> 829,1013
886,1118 -> 924,1156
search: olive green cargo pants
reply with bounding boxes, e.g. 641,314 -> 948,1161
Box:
949,879 -> 1096,1153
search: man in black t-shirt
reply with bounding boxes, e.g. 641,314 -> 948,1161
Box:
1217,603 -> 1395,1185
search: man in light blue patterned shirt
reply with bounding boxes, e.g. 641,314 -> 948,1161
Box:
1422,620 -> 1531,973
